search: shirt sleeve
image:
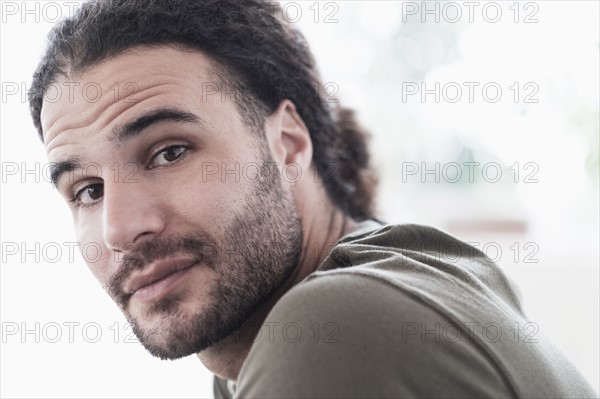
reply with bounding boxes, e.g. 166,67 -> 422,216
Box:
233,272 -> 516,399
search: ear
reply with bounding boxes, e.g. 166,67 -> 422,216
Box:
264,99 -> 312,172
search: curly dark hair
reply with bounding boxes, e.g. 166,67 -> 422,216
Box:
29,0 -> 378,220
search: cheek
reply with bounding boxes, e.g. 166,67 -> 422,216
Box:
74,217 -> 114,287
167,160 -> 251,229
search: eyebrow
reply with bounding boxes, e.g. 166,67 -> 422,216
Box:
49,157 -> 84,188
50,107 -> 205,188
110,107 -> 204,144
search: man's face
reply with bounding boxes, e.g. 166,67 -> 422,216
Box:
41,46 -> 303,359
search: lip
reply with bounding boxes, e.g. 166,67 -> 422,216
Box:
125,256 -> 198,303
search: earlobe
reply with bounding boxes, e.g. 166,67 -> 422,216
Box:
267,99 -> 312,170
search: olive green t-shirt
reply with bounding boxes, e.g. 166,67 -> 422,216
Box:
214,221 -> 597,398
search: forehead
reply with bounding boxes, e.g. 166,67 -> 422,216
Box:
41,46 -> 231,153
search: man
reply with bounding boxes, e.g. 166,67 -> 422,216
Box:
29,0 -> 596,398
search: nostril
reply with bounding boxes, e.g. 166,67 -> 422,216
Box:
108,243 -> 123,253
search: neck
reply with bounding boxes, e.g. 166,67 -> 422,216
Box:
197,207 -> 358,383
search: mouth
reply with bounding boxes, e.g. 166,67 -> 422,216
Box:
125,257 -> 198,304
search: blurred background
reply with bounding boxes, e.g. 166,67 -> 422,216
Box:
1,1 -> 598,397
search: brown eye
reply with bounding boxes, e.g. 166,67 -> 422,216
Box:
75,183 -> 104,206
149,145 -> 188,167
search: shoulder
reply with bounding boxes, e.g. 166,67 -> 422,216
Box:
234,272 -> 515,398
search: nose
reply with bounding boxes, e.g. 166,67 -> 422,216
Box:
102,178 -> 166,253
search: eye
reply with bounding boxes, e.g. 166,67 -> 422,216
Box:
71,183 -> 104,208
149,145 -> 188,168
